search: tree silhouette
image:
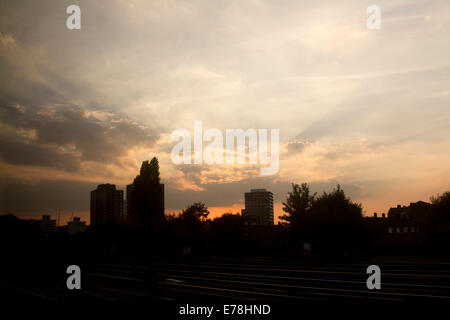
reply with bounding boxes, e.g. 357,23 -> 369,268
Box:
133,158 -> 160,185
180,202 -> 210,223
308,185 -> 365,253
310,185 -> 362,225
167,202 -> 210,255
427,191 -> 450,254
281,183 -> 316,229
429,191 -> 450,228
211,213 -> 245,255
281,183 -> 367,254
128,157 -> 165,227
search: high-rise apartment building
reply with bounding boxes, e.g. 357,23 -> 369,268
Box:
90,184 -> 124,226
243,188 -> 274,225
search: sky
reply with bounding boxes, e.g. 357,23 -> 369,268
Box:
0,0 -> 449,225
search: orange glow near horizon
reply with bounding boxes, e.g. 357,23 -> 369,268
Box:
16,195 -> 444,227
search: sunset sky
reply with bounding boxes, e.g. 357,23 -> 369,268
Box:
1,0 -> 449,225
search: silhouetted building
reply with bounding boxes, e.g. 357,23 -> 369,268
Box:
371,212 -> 386,219
126,184 -> 133,221
365,200 -> 432,252
126,182 -> 165,226
243,189 -> 274,225
67,217 -> 87,235
90,184 -> 124,226
40,215 -> 56,234
386,201 -> 431,234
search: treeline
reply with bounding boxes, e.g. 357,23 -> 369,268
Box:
279,183 -> 368,254
148,183 -> 450,257
426,191 -> 450,254
1,184 -> 450,263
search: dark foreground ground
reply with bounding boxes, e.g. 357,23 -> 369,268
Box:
1,255 -> 449,316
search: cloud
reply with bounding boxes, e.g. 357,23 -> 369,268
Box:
164,171 -> 367,211
0,0 -> 449,219
285,140 -> 311,155
0,178 -> 95,216
0,139 -> 80,171
0,105 -> 158,170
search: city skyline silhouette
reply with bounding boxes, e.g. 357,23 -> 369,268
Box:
1,0 -> 450,312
